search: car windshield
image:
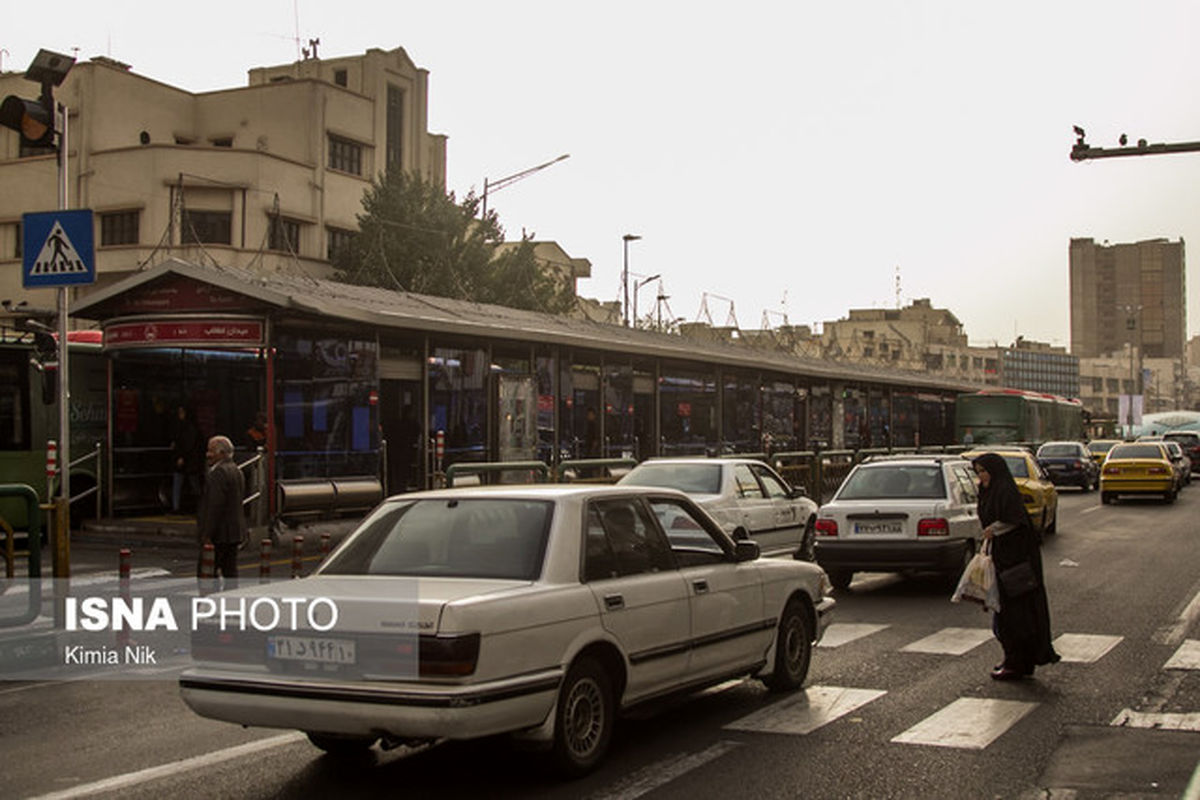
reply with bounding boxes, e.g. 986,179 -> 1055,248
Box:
619,463 -> 722,494
837,465 -> 946,499
1001,455 -> 1029,477
1039,444 -> 1079,457
1088,441 -> 1118,454
320,498 -> 553,580
1108,444 -> 1164,460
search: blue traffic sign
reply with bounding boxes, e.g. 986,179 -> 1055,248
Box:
22,209 -> 95,288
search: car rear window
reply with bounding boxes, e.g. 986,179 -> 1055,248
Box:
1164,433 -> 1200,445
1038,444 -> 1080,457
618,463 -> 722,494
1088,441 -> 1118,454
320,498 -> 553,580
837,465 -> 946,499
1108,444 -> 1164,460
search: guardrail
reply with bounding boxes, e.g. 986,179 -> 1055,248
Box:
444,461 -> 551,487
67,442 -> 103,520
0,483 -> 42,627
556,458 -> 638,484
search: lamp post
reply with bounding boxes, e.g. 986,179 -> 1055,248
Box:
480,153 -> 570,220
621,234 -> 641,327
632,273 -> 660,330
1121,304 -> 1143,435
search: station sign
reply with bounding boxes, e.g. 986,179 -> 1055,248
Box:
104,318 -> 265,349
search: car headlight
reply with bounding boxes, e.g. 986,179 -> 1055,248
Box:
819,571 -> 834,597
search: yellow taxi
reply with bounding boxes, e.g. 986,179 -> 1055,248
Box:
962,447 -> 1059,535
1086,439 -> 1124,466
1100,441 -> 1178,504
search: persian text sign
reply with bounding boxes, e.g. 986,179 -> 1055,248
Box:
105,319 -> 265,349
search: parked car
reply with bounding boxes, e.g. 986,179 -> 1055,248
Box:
1086,439 -> 1124,465
813,454 -> 982,591
1162,431 -> 1200,474
179,485 -> 834,775
1162,441 -> 1192,487
1036,441 -> 1101,491
1100,442 -> 1177,504
617,457 -> 819,560
961,446 -> 1059,536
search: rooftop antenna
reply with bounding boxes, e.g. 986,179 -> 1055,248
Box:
894,265 -> 901,309
293,0 -> 302,61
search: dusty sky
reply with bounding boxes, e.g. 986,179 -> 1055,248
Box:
6,1 -> 1200,346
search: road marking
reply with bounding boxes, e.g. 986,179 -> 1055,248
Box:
1111,708 -> 1200,732
1052,633 -> 1123,663
901,627 -> 993,656
588,740 -> 741,800
724,686 -> 886,735
26,732 -> 306,800
1164,639 -> 1200,670
891,698 -> 1037,750
1080,504 -> 1102,515
1153,583 -> 1200,646
817,623 -> 889,648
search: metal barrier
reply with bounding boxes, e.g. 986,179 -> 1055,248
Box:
66,442 -> 103,520
772,451 -> 818,499
444,461 -> 550,487
818,450 -> 856,503
557,458 -> 638,484
276,476 -> 384,518
0,483 -> 43,627
238,448 -> 268,533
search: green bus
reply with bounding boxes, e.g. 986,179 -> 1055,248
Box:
955,389 -> 1084,446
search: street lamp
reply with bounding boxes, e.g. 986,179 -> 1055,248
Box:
621,234 -> 641,327
480,153 -> 570,220
1121,304 -> 1143,435
632,273 -> 660,330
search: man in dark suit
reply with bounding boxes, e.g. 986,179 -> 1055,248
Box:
196,435 -> 247,587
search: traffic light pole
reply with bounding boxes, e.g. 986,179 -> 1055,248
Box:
55,102 -> 70,579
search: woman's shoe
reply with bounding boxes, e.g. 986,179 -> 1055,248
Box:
991,667 -> 1024,681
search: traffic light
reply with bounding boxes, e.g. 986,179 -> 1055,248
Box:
0,94 -> 54,148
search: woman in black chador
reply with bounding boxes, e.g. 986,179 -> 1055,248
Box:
973,452 -> 1061,680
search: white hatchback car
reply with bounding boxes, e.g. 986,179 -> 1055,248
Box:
813,455 -> 982,591
180,485 -> 834,776
617,457 -> 819,560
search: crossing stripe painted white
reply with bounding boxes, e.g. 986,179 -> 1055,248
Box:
1111,708 -> 1200,732
1153,584 -> 1200,646
1164,639 -> 1200,670
724,686 -> 887,735
588,740 -> 742,800
900,627 -> 992,656
1052,633 -> 1123,663
817,623 -> 889,648
891,698 -> 1037,750
26,732 -> 306,800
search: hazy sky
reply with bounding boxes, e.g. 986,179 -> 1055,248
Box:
6,1 -> 1200,346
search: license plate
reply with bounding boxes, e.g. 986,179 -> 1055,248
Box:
1048,464 -> 1066,470
268,635 -> 356,665
854,521 -> 902,534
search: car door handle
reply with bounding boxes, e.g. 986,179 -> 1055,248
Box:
604,594 -> 625,610
692,580 -> 709,594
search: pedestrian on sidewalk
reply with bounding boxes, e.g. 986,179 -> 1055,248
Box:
196,435 -> 247,589
973,452 -> 1060,680
170,405 -> 203,514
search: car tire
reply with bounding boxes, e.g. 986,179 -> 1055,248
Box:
1101,491 -> 1115,505
551,656 -> 614,778
1046,510 -> 1057,536
306,732 -> 378,756
1165,489 -> 1177,504
1080,477 -> 1091,492
799,517 -> 816,562
827,569 -> 853,592
764,598 -> 812,692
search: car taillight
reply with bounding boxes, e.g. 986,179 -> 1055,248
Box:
1103,465 -> 1120,475
814,518 -> 838,537
419,633 -> 481,677
1073,460 -> 1082,469
1148,466 -> 1168,475
917,518 -> 949,537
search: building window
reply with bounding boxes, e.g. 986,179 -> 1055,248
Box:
328,135 -> 363,175
10,223 -> 21,259
334,69 -> 348,87
182,210 -> 232,245
210,137 -> 233,148
100,210 -> 140,246
1106,378 -> 1120,393
326,226 -> 356,261
268,217 -> 301,253
862,347 -> 874,358
386,85 -> 404,168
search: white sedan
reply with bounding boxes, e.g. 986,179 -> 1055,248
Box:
179,485 -> 834,776
617,458 -> 819,560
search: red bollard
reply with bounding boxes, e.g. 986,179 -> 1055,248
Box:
200,542 -> 215,578
117,548 -> 132,648
259,538 -> 272,582
319,532 -> 331,562
291,535 -> 303,579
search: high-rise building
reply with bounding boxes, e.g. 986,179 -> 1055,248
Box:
1069,237 -> 1187,359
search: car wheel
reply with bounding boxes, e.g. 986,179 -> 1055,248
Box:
1165,489 -> 1177,504
799,517 -> 816,562
1080,477 -> 1091,492
764,598 -> 812,692
306,732 -> 378,756
551,656 -> 613,777
827,569 -> 853,592
1046,509 -> 1057,535
1101,491 -> 1115,505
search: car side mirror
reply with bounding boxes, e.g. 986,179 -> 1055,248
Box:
789,486 -> 808,500
734,540 -> 760,562
731,526 -> 750,542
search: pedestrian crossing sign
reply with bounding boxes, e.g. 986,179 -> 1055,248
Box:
22,209 -> 95,287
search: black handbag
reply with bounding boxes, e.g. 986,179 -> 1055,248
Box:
998,561 -> 1038,596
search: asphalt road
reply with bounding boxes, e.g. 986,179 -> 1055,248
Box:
2,485 -> 1199,800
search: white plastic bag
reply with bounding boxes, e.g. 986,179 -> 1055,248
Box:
951,539 -> 1000,613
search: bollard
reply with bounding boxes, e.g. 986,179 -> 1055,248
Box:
291,535 -> 303,579
259,538 -> 272,582
117,548 -> 132,648
200,542 -> 215,578
319,532 -> 331,562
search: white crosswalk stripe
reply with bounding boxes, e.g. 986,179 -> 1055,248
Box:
900,626 -> 993,655
724,686 -> 887,735
891,698 -> 1038,750
1052,633 -> 1123,663
817,623 -> 889,648
1164,639 -> 1200,670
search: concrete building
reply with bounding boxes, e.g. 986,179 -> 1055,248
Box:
1069,237 -> 1187,360
0,46 -> 448,309
1079,345 -> 1189,419
999,337 -> 1080,398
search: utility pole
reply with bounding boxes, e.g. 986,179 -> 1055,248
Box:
1070,126 -> 1200,161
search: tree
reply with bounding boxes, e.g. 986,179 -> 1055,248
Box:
332,170 -> 575,314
